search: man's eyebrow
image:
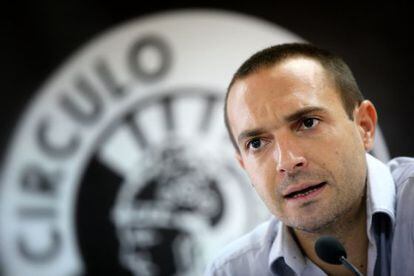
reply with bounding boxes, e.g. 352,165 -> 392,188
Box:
237,128 -> 266,145
284,106 -> 327,123
236,106 -> 326,145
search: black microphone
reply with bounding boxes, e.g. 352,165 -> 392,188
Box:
315,236 -> 364,276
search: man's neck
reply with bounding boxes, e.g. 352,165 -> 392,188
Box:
292,199 -> 368,275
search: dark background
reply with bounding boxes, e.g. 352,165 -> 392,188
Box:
1,1 -> 412,161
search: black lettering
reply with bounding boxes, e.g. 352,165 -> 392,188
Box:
37,118 -> 80,158
20,165 -> 60,196
95,59 -> 126,98
18,207 -> 56,218
128,35 -> 171,82
18,226 -> 61,262
60,76 -> 103,124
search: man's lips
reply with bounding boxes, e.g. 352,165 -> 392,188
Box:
283,182 -> 327,199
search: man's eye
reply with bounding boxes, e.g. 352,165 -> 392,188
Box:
301,118 -> 319,130
247,138 -> 262,150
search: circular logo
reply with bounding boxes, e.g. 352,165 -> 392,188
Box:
0,9 -> 389,276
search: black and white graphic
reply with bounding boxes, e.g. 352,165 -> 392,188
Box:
0,10 -> 299,275
0,8 -> 393,276
76,88 -> 258,275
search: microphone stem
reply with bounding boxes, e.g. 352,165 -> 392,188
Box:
339,256 -> 363,276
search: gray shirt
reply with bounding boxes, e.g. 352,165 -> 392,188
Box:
205,154 -> 414,275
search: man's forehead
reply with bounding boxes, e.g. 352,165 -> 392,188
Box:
229,58 -> 331,98
226,57 -> 342,139
229,56 -> 334,95
228,59 -> 330,107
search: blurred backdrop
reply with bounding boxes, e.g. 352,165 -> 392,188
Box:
1,1 -> 412,276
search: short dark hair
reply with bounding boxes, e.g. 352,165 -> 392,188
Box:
224,42 -> 365,151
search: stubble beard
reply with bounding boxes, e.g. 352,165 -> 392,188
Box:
286,178 -> 366,237
278,169 -> 366,235
287,198 -> 358,234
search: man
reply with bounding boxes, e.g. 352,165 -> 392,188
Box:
205,43 -> 414,275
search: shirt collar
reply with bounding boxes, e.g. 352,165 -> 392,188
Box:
365,153 -> 396,229
268,153 -> 396,273
269,220 -> 306,274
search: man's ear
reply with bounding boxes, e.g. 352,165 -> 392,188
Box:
235,152 -> 245,169
354,100 -> 377,151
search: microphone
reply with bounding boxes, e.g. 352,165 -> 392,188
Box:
315,236 -> 363,276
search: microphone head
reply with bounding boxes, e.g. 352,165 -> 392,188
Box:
315,236 -> 347,265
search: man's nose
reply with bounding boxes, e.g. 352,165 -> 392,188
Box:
274,136 -> 307,174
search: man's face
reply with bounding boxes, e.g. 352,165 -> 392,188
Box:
227,57 -> 376,232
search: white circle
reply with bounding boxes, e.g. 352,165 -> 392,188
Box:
0,9 -> 389,276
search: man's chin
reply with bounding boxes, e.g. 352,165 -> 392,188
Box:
287,216 -> 340,234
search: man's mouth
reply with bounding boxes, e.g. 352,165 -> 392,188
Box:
284,182 -> 327,200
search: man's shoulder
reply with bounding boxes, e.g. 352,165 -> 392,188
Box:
388,156 -> 414,215
388,156 -> 414,188
388,156 -> 414,273
204,217 -> 280,275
